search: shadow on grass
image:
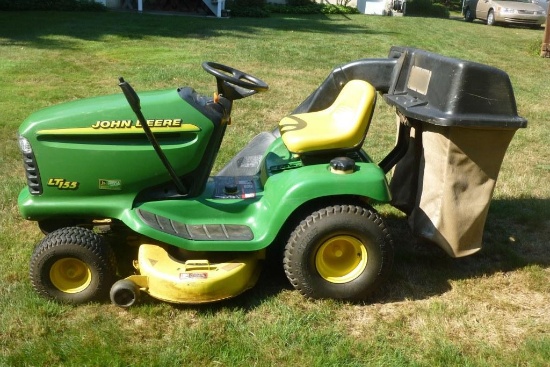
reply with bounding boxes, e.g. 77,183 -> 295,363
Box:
164,196 -> 550,313
0,11 -> 397,49
371,196 -> 550,303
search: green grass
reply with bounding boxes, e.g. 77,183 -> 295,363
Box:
1,10 -> 550,366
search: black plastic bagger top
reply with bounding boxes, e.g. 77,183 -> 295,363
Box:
294,46 -> 527,129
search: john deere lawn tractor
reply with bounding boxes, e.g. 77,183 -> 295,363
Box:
17,47 -> 526,307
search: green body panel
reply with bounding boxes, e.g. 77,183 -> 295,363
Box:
18,88 -> 391,252
18,89 -> 213,200
116,138 -> 390,252
18,189 -> 135,221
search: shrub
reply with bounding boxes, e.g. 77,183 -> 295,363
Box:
404,0 -> 449,18
265,2 -> 359,14
226,0 -> 270,17
265,3 -> 323,13
0,0 -> 106,11
229,5 -> 270,16
286,0 -> 314,6
433,0 -> 462,11
321,3 -> 359,14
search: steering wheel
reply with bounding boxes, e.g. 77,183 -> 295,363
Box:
202,62 -> 268,93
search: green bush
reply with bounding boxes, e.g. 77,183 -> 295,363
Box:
265,2 -> 359,14
0,0 -> 106,11
433,0 -> 462,11
321,4 -> 359,14
430,4 -> 450,17
286,0 -> 314,6
265,3 -> 322,14
226,0 -> 270,17
228,0 -> 266,7
229,5 -> 270,16
405,0 -> 449,18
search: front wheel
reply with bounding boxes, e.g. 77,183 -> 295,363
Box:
30,227 -> 117,304
487,10 -> 496,26
283,205 -> 393,301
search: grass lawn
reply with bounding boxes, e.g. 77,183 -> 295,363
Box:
1,9 -> 549,366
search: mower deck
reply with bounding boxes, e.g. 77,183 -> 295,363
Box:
122,244 -> 263,304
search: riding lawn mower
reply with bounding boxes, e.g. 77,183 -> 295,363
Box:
17,47 -> 527,307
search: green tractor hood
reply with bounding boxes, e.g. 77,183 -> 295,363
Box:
18,87 -> 221,221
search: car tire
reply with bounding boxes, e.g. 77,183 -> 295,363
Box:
464,8 -> 474,22
30,227 -> 117,304
487,10 -> 496,26
283,205 -> 393,301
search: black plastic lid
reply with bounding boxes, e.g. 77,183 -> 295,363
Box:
383,47 -> 527,129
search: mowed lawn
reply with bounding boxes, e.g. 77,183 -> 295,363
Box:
1,9 -> 549,366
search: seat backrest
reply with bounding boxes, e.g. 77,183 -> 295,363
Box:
279,80 -> 377,155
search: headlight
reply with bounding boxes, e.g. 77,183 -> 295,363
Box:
17,133 -> 43,195
17,134 -> 33,154
499,7 -> 517,14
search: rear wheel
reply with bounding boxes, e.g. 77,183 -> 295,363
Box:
30,227 -> 116,304
283,205 -> 393,301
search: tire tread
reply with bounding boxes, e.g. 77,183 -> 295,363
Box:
29,227 -> 116,303
283,205 -> 393,301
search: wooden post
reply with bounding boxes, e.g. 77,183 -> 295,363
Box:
542,3 -> 550,57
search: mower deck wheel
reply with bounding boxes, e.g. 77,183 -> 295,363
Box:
110,279 -> 140,308
29,227 -> 116,304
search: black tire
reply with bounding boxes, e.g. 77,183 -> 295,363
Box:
30,227 -> 117,304
464,7 -> 474,22
487,10 -> 496,26
283,205 -> 393,301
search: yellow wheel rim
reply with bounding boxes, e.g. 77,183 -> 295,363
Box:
50,258 -> 92,293
315,235 -> 368,284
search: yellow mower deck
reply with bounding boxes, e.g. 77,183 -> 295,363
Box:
126,244 -> 263,304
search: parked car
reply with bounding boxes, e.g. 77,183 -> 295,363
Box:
531,0 -> 549,11
462,0 -> 547,28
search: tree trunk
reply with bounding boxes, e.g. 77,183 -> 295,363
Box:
542,4 -> 550,57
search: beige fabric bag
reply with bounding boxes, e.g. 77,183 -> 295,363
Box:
390,119 -> 516,257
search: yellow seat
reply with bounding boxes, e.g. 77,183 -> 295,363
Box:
279,80 -> 376,155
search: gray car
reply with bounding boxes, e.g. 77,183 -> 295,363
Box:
463,0 -> 547,28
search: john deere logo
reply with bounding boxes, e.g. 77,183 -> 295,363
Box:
99,179 -> 122,190
91,119 -> 183,129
